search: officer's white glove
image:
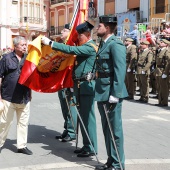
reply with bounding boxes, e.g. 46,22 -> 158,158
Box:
70,88 -> 74,92
85,72 -> 95,81
41,36 -> 52,45
127,68 -> 131,72
109,95 -> 119,103
141,70 -> 145,74
162,74 -> 167,79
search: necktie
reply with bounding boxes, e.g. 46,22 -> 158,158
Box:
100,41 -> 105,48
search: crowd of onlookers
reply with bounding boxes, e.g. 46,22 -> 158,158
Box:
0,47 -> 13,59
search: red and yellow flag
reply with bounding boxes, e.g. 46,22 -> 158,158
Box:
19,35 -> 75,92
19,0 -> 89,93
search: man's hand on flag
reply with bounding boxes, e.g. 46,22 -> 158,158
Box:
41,36 -> 52,46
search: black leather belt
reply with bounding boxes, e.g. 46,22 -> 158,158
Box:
73,77 -> 86,82
157,65 -> 165,68
96,72 -> 114,78
138,64 -> 144,67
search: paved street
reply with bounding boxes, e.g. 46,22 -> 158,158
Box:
0,91 -> 170,170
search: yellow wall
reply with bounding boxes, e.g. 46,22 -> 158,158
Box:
150,0 -> 169,21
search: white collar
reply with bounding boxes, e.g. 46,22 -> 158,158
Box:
103,34 -> 113,43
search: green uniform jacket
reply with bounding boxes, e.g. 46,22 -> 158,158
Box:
52,40 -> 97,96
95,35 -> 128,101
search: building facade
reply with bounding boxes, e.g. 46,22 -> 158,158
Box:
0,0 -> 48,49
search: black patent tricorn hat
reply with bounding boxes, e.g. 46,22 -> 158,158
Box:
64,23 -> 70,30
76,21 -> 94,34
99,15 -> 117,23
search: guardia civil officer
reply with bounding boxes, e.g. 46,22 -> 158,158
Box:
154,39 -> 170,107
124,38 -> 137,100
41,21 -> 98,157
136,40 -> 153,103
55,24 -> 77,142
95,16 -> 128,170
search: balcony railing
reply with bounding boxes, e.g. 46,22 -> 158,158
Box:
50,25 -> 65,36
20,17 -> 43,24
51,0 -> 68,5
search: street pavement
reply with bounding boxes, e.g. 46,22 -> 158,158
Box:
0,91 -> 170,170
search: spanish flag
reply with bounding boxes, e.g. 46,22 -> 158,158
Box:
19,35 -> 75,92
19,0 -> 89,93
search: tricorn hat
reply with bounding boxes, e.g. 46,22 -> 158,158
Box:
99,15 -> 117,23
76,21 -> 94,34
64,23 -> 70,30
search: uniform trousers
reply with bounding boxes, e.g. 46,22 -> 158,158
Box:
157,76 -> 169,105
97,99 -> 125,169
138,74 -> 149,100
0,100 -> 30,149
58,89 -> 77,138
125,72 -> 135,98
79,95 -> 97,153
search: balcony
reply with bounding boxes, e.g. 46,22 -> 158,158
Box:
20,17 -> 43,24
51,0 -> 68,5
50,25 -> 64,36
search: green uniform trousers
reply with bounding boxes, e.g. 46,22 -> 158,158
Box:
97,99 -> 125,169
58,89 -> 77,139
79,95 -> 97,153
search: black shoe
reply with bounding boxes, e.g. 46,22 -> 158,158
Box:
77,151 -> 95,157
95,163 -> 113,170
155,104 -> 168,107
125,96 -> 134,100
150,90 -> 157,94
55,135 -> 62,139
17,147 -> 33,155
74,147 -> 84,154
55,130 -> 68,139
62,135 -> 76,142
140,99 -> 148,103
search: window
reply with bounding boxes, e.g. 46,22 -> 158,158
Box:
105,0 -> 115,15
29,0 -> 34,23
35,2 -> 40,23
155,0 -> 165,13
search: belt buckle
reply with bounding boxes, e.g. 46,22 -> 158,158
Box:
95,71 -> 98,79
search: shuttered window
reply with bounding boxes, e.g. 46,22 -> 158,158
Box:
155,0 -> 165,13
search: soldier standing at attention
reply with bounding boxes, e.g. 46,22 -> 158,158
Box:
136,40 -> 153,103
124,38 -> 137,100
55,24 -> 77,142
154,39 -> 170,107
41,21 -> 98,157
95,15 -> 128,170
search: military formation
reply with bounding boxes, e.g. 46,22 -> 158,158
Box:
124,37 -> 170,107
